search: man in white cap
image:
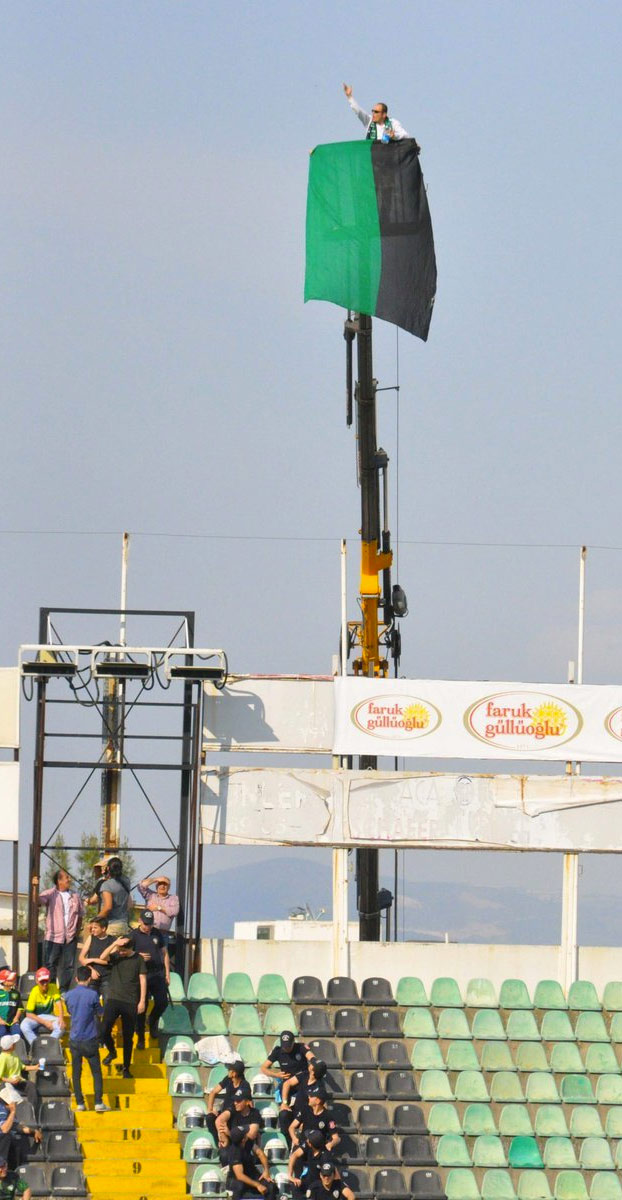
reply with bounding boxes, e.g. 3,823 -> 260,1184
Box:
138,874 -> 179,943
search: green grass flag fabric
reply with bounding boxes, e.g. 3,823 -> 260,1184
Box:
305,139 -> 436,340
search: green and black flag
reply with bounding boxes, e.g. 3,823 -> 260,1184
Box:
305,139 -> 436,340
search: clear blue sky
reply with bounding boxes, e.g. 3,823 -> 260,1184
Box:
2,1 -> 622,941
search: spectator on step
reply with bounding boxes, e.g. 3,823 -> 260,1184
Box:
207,1059 -> 246,1142
137,875 -> 179,943
0,1096 -> 41,1172
132,909 -> 170,1048
289,1088 -> 339,1153
20,969 -> 65,1047
65,965 -> 109,1113
306,1161 -> 355,1200
36,869 -> 84,992
289,1129 -> 338,1197
0,973 -> 23,1038
98,856 -> 133,937
0,1153 -> 31,1199
78,916 -> 115,997
98,933 -> 147,1079
220,1125 -> 274,1199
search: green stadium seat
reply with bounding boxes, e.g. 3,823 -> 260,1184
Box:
591,1176 -> 622,1200
228,1005 -> 262,1036
446,1041 -> 479,1072
188,973 -> 222,1003
540,1012 -> 574,1041
257,974 -> 289,1005
607,1012 -> 622,1042
436,1135 -> 472,1167
490,1073 -> 525,1103
190,1165 -> 226,1198
534,1106 -> 569,1138
158,1004 -> 192,1035
615,1142 -> 622,1170
559,1074 -> 595,1104
567,981 -> 601,1011
263,1006 -> 297,1036
177,1098 -> 209,1131
569,1109 -> 604,1138
515,1043 -> 549,1072
169,1065 -> 203,1097
479,1043 -> 514,1072
446,1170 -> 480,1200
431,978 -> 464,1008
164,1035 -> 198,1065
574,1012 -> 609,1042
604,1106 -> 622,1136
543,1138 -> 578,1169
533,981 -> 567,1010
411,1041 -> 444,1071
427,1103 -> 462,1135
553,1173 -> 589,1200
596,1074 -> 622,1104
194,1005 -> 228,1036
183,1128 -> 219,1163
498,1106 -> 533,1137
549,1043 -> 585,1073
499,980 -> 533,1010
481,1170 -> 517,1200
419,1070 -> 454,1101
525,1073 -> 559,1103
403,1009 -> 437,1039
466,979 -> 499,1009
584,1044 -> 619,1074
438,1010 -> 471,1040
473,1136 -> 506,1168
472,1012 -> 506,1041
168,971 -> 186,1002
506,1011 -> 540,1041
462,1104 -> 497,1137
455,1071 -> 489,1102
236,1036 -> 267,1067
222,972 -> 256,1003
206,1064 -> 227,1089
579,1139 -> 614,1171
507,1137 -> 543,1169
396,978 -> 429,1007
602,982 -> 622,1012
517,1172 -> 553,1200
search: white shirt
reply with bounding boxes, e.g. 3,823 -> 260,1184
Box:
347,95 -> 410,141
59,890 -> 71,931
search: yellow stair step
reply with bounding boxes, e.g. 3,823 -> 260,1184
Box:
85,1163 -> 186,1182
77,1109 -> 175,1131
74,1094 -> 173,1112
83,1144 -> 181,1161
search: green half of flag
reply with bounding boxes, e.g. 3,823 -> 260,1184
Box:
305,139 -> 436,340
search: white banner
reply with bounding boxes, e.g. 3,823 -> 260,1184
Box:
0,669 -> 20,749
203,676 -> 333,754
334,678 -> 622,762
201,767 -> 622,852
0,763 -> 19,841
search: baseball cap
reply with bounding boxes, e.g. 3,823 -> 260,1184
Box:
155,875 -> 170,885
4,972 -> 17,986
230,1127 -> 245,1145
35,967 -> 50,983
319,1162 -> 335,1177
228,1059 -> 245,1075
0,969 -> 8,982
309,1085 -> 328,1103
233,1082 -> 252,1102
280,1030 -> 295,1049
0,1035 -> 20,1051
307,1130 -> 325,1150
140,909 -> 155,925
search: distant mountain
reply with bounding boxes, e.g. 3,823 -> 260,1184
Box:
200,854 -> 614,944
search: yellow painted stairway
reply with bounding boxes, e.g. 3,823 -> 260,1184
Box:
72,1042 -> 186,1200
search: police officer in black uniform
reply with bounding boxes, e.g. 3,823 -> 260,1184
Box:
132,909 -> 169,1048
306,1161 -> 356,1200
220,1126 -> 275,1200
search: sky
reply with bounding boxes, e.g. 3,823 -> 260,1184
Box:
2,0 -> 622,944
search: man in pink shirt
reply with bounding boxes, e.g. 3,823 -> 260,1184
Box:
36,869 -> 84,991
137,875 -> 179,945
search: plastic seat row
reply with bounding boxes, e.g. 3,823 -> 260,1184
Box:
291,1006 -> 622,1043
436,1132 -> 620,1170
170,1062 -> 421,1101
189,1164 -> 445,1200
411,1037 -> 620,1073
16,1163 -> 88,1198
427,1100 -> 622,1138
414,1068 -> 622,1103
445,1169 -> 622,1200
159,1002 -> 297,1037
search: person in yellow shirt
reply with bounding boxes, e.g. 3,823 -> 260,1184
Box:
19,969 -> 65,1047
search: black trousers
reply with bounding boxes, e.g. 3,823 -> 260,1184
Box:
43,938 -> 78,991
101,999 -> 136,1071
70,1036 -> 103,1105
135,973 -> 168,1039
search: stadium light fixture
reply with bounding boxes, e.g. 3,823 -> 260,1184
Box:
19,647 -> 79,679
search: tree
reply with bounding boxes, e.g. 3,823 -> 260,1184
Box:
42,835 -> 70,889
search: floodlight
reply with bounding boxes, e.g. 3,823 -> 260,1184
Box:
93,660 -> 151,680
21,660 -> 77,679
163,648 -> 227,685
392,584 -> 409,618
19,646 -> 79,679
167,665 -> 225,682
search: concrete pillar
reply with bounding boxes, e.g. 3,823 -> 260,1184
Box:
332,848 -> 349,977
560,852 -> 579,991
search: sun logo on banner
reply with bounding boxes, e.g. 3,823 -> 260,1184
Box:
531,701 -> 567,736
402,703 -> 431,731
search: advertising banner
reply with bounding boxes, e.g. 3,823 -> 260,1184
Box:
0,763 -> 19,841
203,676 -> 333,753
201,767 -> 622,852
0,668 -> 20,749
334,678 -> 622,762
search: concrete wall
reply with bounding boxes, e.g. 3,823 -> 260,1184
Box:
200,937 -> 622,994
